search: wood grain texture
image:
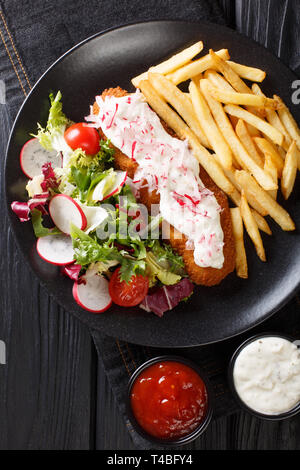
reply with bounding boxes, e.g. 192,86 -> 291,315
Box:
235,0 -> 300,75
0,102 -> 95,450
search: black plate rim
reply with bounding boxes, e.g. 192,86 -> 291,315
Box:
4,19 -> 300,348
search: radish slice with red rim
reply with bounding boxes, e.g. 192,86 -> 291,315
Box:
92,170 -> 127,201
36,234 -> 74,265
20,138 -> 62,179
49,194 -> 87,235
80,204 -> 108,234
72,272 -> 112,313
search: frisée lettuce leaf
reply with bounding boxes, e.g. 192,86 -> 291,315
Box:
33,91 -> 70,151
69,224 -> 146,283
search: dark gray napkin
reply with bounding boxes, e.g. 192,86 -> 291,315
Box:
92,297 -> 300,449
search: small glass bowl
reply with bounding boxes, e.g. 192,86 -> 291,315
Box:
127,355 -> 213,446
228,332 -> 300,421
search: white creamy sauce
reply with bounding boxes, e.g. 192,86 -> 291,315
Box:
233,336 -> 300,415
87,90 -> 224,269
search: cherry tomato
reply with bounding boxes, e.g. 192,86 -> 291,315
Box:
109,267 -> 149,307
64,123 -> 100,155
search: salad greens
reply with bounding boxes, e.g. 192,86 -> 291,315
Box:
31,209 -> 61,237
33,91 -> 69,150
27,91 -> 188,289
69,183 -> 184,284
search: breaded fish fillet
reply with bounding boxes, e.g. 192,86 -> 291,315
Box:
93,87 -> 235,286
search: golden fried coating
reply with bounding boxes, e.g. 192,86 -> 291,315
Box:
168,168 -> 235,286
93,87 -> 235,286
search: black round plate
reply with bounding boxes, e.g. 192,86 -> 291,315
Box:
5,20 -> 300,347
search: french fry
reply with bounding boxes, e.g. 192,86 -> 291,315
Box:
208,51 -> 267,123
277,146 -> 286,160
166,49 -> 230,85
229,114 -> 239,130
224,104 -> 284,146
235,170 -> 295,231
209,49 -> 252,94
275,94 -> 300,156
138,79 -> 195,141
245,122 -> 261,137
226,61 -> 266,82
252,210 -> 272,235
235,119 -> 264,167
189,80 -> 233,169
209,53 -> 264,127
200,80 -> 278,190
224,165 -> 272,232
252,84 -> 292,151
131,41 -> 203,87
148,72 -> 211,148
222,166 -> 268,216
253,137 -> 284,176
230,207 -> 248,278
240,191 -> 266,262
264,154 -> 278,200
281,141 -> 298,200
138,80 -> 236,197
204,69 -> 236,92
191,73 -> 203,85
204,80 -> 278,108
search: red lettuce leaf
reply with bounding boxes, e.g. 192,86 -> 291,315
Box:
140,278 -> 194,317
27,192 -> 49,214
61,263 -> 84,282
11,192 -> 49,222
11,201 -> 31,222
41,162 -> 59,191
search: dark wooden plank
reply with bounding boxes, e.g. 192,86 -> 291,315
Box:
0,102 -> 95,450
96,357 -> 135,450
228,412 -> 300,450
235,0 -> 300,75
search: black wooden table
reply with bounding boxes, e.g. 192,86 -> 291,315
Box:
0,0 -> 300,450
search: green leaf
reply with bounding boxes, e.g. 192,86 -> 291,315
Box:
99,139 -> 115,164
32,91 -> 69,150
119,258 -> 146,283
70,166 -> 91,194
67,144 -> 116,202
151,240 -> 185,274
145,251 -> 181,286
70,223 -> 123,266
31,209 -> 61,237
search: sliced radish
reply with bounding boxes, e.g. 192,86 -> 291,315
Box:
80,204 -> 108,234
49,194 -> 87,235
92,170 -> 127,201
72,272 -> 112,313
126,175 -> 140,199
20,138 -> 62,179
36,234 -> 74,265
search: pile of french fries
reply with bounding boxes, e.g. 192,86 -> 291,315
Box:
131,41 -> 299,279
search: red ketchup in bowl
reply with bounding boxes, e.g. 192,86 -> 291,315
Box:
130,361 -> 208,440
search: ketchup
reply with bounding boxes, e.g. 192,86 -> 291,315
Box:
130,361 -> 208,440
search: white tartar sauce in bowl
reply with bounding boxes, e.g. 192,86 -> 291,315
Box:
232,335 -> 300,416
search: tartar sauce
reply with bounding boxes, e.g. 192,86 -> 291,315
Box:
233,336 -> 300,415
87,90 -> 224,269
